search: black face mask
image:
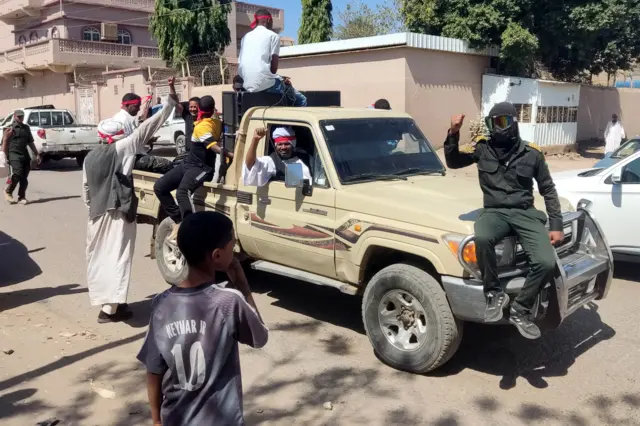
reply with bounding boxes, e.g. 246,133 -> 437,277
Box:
490,126 -> 518,160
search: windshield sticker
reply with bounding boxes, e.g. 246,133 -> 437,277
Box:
325,125 -> 335,131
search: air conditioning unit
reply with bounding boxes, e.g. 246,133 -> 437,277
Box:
101,23 -> 118,42
13,76 -> 25,89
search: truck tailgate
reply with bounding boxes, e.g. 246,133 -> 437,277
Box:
45,126 -> 99,146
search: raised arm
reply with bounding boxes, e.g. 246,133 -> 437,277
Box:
245,127 -> 265,170
122,77 -> 178,152
444,114 -> 476,169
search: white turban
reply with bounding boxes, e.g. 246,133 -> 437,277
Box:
97,118 -> 126,144
272,126 -> 296,148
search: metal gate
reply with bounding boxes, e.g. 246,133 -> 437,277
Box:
155,84 -> 183,103
76,86 -> 95,124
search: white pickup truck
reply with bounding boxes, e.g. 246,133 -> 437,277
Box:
1,105 -> 99,167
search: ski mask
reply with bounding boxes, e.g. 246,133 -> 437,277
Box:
486,102 -> 519,159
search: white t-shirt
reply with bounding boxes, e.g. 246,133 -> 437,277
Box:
113,109 -> 139,137
113,109 -> 145,154
238,26 -> 280,93
242,156 -> 311,187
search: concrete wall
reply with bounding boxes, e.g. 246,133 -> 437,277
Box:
0,71 -> 75,116
577,85 -> 640,142
278,48 -> 408,112
192,47 -> 490,149
405,49 -> 489,148
98,71 -> 150,119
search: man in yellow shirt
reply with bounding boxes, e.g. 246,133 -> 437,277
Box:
154,95 -> 233,241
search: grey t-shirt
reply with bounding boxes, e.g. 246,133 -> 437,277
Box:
137,282 -> 268,426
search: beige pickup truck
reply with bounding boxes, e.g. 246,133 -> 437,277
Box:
133,107 -> 613,374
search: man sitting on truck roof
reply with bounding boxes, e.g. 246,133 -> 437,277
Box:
243,126 -> 311,187
154,95 -> 234,243
238,9 -> 307,107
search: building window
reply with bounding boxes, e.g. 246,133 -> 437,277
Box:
29,31 -> 38,43
114,85 -> 118,95
83,27 -> 100,42
513,103 -> 532,123
130,83 -> 135,93
117,30 -> 132,45
18,35 -> 26,45
51,27 -> 59,39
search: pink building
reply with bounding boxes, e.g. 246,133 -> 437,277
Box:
0,0 -> 284,117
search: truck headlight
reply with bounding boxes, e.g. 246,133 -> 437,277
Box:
443,233 -> 517,277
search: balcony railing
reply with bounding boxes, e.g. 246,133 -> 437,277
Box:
0,39 -> 165,74
65,0 -> 154,12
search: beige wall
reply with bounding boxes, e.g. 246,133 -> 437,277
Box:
98,71 -> 150,119
0,71 -> 74,116
192,46 -> 488,149
405,49 -> 488,148
577,85 -> 640,142
279,48 -> 408,110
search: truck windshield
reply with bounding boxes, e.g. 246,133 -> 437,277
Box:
320,118 -> 445,183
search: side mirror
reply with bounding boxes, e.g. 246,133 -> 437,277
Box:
611,167 -> 622,184
284,162 -> 304,188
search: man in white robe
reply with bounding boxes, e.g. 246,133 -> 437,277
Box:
604,114 -> 626,154
83,77 -> 179,323
242,126 -> 311,187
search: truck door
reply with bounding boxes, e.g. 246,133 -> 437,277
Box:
243,122 -> 338,279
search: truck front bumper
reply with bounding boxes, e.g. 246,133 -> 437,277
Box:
442,206 -> 613,324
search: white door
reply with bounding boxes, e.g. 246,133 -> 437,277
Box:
76,87 -> 95,124
591,156 -> 640,251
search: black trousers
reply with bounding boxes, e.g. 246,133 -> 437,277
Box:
154,162 -> 212,223
6,158 -> 30,199
474,207 -> 557,315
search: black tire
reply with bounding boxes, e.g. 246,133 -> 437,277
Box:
76,153 -> 86,168
155,217 -> 188,285
175,134 -> 186,155
362,264 -> 463,374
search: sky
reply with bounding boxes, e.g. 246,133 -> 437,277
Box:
253,0 -> 384,40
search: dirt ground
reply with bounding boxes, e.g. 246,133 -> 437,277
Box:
1,153 -> 639,426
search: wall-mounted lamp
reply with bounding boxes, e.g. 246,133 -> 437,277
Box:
509,79 -> 523,87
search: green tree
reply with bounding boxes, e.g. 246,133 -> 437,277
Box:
298,0 -> 333,44
400,0 -> 640,81
334,0 -> 405,40
150,0 -> 231,67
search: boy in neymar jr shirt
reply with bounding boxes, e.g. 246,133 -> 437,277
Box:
137,211 -> 268,426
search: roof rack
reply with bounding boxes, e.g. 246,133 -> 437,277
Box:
23,105 -> 56,110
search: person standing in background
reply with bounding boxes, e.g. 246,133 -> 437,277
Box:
604,113 -> 626,154
2,110 -> 41,205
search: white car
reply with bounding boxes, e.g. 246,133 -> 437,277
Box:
551,151 -> 640,262
151,107 -> 187,154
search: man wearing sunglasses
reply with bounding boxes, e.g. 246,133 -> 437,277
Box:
443,102 -> 564,340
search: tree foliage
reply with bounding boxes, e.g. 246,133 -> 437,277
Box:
334,0 -> 405,40
400,0 -> 640,81
298,0 -> 333,44
150,0 -> 231,67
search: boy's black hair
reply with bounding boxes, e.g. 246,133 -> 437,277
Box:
233,75 -> 244,84
177,211 -> 234,267
189,96 -> 200,103
122,93 -> 141,103
374,99 -> 391,110
199,95 -> 215,113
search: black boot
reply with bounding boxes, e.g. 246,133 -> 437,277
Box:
484,291 -> 510,322
509,307 -> 541,339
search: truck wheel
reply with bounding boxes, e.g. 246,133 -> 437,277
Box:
155,217 -> 188,286
175,134 -> 186,155
76,154 -> 86,168
362,264 -> 463,374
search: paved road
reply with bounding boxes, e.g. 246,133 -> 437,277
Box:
0,158 -> 638,426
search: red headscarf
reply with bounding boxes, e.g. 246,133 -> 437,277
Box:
250,13 -> 272,29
